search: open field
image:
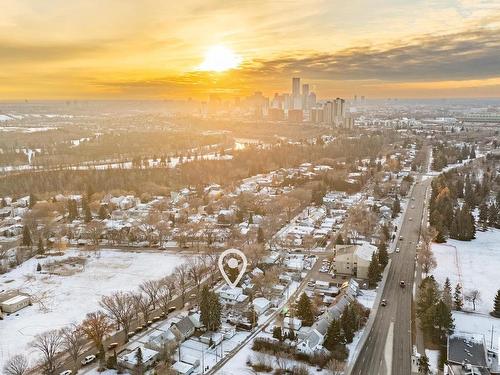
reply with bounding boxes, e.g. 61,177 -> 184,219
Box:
0,248 -> 187,367
432,228 -> 500,314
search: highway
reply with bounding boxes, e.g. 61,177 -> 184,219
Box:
350,175 -> 431,375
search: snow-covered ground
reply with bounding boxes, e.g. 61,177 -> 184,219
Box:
0,249 -> 187,367
356,289 -> 377,310
453,311 -> 500,352
431,229 -> 500,314
425,349 -> 439,375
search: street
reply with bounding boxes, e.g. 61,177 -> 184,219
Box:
350,175 -> 431,375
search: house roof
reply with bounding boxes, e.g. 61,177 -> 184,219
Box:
174,316 -> 195,335
448,333 -> 488,368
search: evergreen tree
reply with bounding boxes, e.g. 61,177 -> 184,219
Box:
272,326 -> 283,341
435,230 -> 446,243
443,278 -> 452,309
432,300 -> 455,340
37,236 -> 44,255
22,224 -> 32,247
324,319 -> 342,351
488,204 -> 499,228
257,227 -> 265,244
296,293 -> 314,326
335,234 -> 344,245
248,212 -> 254,225
36,263 -> 42,272
416,277 -> 440,323
454,284 -> 463,311
199,285 -> 222,331
418,354 -> 430,375
134,347 -> 144,375
378,242 -> 388,267
68,199 -> 78,221
29,193 -> 37,209
492,290 -> 500,318
84,202 -> 92,223
341,305 -> 356,343
98,205 -> 109,220
392,195 -> 401,218
367,252 -> 380,287
479,202 -> 489,229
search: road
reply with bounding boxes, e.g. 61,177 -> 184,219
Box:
350,175 -> 431,375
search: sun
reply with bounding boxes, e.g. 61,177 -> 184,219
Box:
197,45 -> 242,72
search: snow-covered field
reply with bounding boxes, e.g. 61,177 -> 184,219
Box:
431,229 -> 500,314
0,249 -> 187,367
453,311 -> 500,352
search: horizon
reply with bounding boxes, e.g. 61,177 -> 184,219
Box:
1,0 -> 500,100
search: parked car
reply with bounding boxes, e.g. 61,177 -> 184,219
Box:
60,371 -> 72,375
81,355 -> 96,365
395,247 -> 400,253
381,299 -> 387,307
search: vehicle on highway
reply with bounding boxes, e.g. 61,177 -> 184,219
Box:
412,197 -> 415,201
409,217 -> 413,221
411,205 -> 415,209
168,306 -> 176,313
381,299 -> 387,306
395,247 -> 400,253
60,371 -> 72,375
399,236 -> 404,241
81,355 -> 96,365
108,342 -> 118,350
400,280 -> 406,288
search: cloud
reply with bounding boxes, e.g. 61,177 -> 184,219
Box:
242,25 -> 500,82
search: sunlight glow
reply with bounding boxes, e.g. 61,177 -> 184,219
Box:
197,45 -> 242,72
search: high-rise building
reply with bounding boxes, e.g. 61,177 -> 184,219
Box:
302,84 -> 309,110
308,92 -> 317,109
323,101 -> 333,124
288,109 -> 303,123
292,77 -> 301,109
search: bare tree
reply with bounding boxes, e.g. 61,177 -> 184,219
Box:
30,329 -> 63,374
158,277 -> 176,315
85,221 -> 105,247
174,263 -> 189,305
100,292 -> 135,340
132,292 -> 152,324
326,358 -> 344,375
465,289 -> 481,311
3,354 -> 30,375
80,311 -> 112,351
187,257 -> 204,293
61,324 -> 86,372
140,279 -> 161,310
417,243 -> 437,275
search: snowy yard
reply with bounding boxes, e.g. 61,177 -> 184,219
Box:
0,248 -> 187,368
453,311 -> 500,352
431,229 -> 500,314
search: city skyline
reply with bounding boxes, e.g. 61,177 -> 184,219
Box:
1,0 -> 500,100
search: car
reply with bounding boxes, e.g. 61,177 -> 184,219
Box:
409,217 -> 413,221
411,205 -> 415,209
60,371 -> 72,375
400,280 -> 406,288
108,342 -> 118,350
399,236 -> 404,241
381,299 -> 387,306
412,197 -> 415,201
395,247 -> 400,253
81,355 -> 96,365
168,306 -> 177,313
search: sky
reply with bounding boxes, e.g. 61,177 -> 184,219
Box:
0,0 -> 499,100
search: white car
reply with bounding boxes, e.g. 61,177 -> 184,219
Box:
60,371 -> 72,375
81,355 -> 96,365
395,247 -> 400,253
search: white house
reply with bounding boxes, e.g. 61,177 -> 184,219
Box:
252,297 -> 271,315
216,285 -> 248,305
118,346 -> 158,370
